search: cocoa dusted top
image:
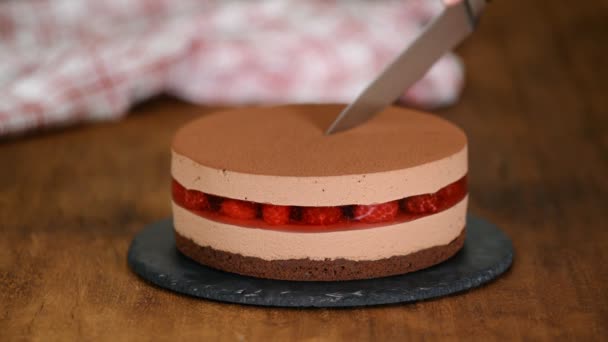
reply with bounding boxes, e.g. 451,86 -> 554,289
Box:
172,104 -> 467,177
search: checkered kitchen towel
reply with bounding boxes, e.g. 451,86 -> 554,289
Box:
0,0 -> 464,136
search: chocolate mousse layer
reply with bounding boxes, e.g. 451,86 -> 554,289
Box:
172,104 -> 467,206
173,104 -> 466,176
175,228 -> 466,281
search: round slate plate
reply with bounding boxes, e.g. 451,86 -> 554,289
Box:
128,215 -> 513,308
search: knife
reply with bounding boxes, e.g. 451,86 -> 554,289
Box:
325,0 -> 487,135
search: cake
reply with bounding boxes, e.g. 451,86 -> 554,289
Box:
171,104 -> 468,281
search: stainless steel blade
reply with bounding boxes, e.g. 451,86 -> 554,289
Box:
325,1 -> 476,135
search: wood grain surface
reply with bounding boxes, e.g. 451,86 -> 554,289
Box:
1,0 -> 607,340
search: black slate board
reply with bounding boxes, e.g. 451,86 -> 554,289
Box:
128,215 -> 513,308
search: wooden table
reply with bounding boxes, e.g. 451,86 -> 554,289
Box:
2,0 -> 607,340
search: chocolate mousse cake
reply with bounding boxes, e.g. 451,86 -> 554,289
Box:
171,104 -> 468,281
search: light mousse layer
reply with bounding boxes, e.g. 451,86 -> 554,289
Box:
172,196 -> 467,261
172,104 -> 467,206
175,229 -> 466,281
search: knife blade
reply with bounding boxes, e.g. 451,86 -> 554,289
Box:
325,0 -> 486,135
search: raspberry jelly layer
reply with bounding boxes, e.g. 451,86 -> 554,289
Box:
171,175 -> 467,232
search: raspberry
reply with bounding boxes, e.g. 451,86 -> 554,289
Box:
262,205 -> 291,225
171,179 -> 186,202
184,189 -> 209,210
403,194 -> 440,214
221,199 -> 258,219
353,201 -> 399,223
438,176 -> 467,201
301,207 -> 343,225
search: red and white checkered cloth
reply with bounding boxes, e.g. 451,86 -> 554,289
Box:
0,0 -> 465,136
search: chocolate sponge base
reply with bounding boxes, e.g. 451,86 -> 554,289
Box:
174,228 -> 466,281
